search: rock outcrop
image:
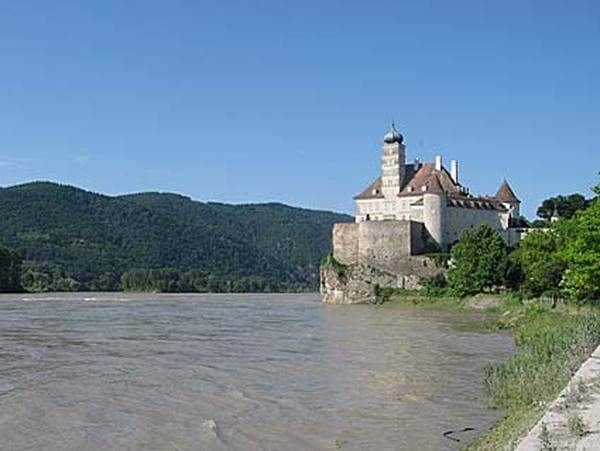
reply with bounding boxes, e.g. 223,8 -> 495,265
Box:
320,255 -> 443,304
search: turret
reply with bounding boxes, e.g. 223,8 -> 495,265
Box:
380,121 -> 406,199
495,179 -> 521,218
422,174 -> 446,251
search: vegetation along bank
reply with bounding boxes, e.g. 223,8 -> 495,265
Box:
376,178 -> 600,449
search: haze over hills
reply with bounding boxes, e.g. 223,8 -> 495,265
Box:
0,182 -> 352,292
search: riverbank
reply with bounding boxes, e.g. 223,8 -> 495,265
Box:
380,290 -> 600,450
515,344 -> 600,450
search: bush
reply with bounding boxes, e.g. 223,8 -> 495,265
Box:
419,274 -> 451,297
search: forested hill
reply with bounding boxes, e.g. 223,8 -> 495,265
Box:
0,182 -> 352,292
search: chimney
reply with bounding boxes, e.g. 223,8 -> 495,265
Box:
414,157 -> 420,171
451,160 -> 458,183
434,155 -> 442,171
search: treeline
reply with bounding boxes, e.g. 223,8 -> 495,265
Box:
120,268 -> 306,293
13,264 -> 307,293
427,179 -> 600,300
0,247 -> 23,293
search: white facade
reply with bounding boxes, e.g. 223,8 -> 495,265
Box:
353,123 -> 522,251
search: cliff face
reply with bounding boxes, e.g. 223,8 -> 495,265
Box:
320,221 -> 444,304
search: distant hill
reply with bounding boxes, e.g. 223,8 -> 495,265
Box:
0,182 -> 352,292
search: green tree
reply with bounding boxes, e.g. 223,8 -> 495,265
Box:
447,224 -> 508,296
537,194 -> 589,220
560,185 -> 600,300
517,230 -> 565,298
0,246 -> 23,292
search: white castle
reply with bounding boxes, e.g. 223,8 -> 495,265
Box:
352,122 -> 522,251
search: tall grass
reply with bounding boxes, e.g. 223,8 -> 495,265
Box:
469,302 -> 600,449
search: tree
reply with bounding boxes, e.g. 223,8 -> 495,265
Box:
537,194 -> 589,220
447,224 -> 508,296
517,230 -> 565,298
560,184 -> 600,300
0,246 -> 23,292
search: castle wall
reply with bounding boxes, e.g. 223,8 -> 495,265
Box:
332,223 -> 359,265
443,206 -> 507,245
332,220 -> 429,272
358,221 -> 413,271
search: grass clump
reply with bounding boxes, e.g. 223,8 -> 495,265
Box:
567,412 -> 587,437
539,422 -> 555,451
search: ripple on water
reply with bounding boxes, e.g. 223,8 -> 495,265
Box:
0,292 -> 513,450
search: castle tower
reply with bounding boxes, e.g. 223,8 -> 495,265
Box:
423,174 -> 446,251
380,122 -> 406,199
495,179 -> 521,218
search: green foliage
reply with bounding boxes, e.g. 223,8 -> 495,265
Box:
517,230 -> 565,298
447,224 -> 508,297
120,268 -> 276,293
531,219 -> 550,228
419,273 -> 451,297
504,250 -> 524,292
469,302 -> 600,449
559,194 -> 600,300
424,253 -> 451,268
0,182 -> 351,292
321,252 -> 348,282
537,193 -> 590,220
485,306 -> 600,410
0,246 -> 23,292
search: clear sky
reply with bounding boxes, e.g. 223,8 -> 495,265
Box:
1,1 -> 599,218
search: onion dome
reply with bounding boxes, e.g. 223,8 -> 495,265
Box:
383,121 -> 403,144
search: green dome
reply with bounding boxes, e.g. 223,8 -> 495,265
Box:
383,122 -> 403,144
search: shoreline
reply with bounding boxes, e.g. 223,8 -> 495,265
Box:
515,344 -> 600,449
381,292 -> 600,450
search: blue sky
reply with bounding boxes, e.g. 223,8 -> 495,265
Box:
1,1 -> 598,218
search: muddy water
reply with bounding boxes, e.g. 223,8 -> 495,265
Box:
0,293 -> 513,450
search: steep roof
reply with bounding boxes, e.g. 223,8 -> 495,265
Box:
426,173 -> 445,194
354,161 -> 463,200
398,162 -> 462,196
354,177 -> 383,200
495,180 -> 520,203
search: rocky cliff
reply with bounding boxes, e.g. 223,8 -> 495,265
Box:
320,253 -> 443,304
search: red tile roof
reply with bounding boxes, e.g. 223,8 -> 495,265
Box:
495,180 -> 520,203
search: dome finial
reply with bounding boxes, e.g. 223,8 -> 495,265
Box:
384,119 -> 403,144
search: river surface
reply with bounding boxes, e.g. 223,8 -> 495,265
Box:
0,293 -> 513,451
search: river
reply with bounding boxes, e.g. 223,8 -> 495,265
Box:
0,293 -> 513,450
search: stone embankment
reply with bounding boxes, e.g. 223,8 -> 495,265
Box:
516,345 -> 600,450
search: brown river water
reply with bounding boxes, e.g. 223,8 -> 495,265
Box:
0,293 -> 513,451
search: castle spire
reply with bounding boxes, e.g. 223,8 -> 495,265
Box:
383,120 -> 403,144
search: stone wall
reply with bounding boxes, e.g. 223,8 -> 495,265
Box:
333,220 -> 429,270
357,220 -> 413,270
324,220 -> 443,304
332,223 -> 359,265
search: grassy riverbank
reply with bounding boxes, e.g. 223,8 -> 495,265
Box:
380,290 -> 600,450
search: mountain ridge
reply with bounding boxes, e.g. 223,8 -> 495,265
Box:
0,181 -> 352,292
